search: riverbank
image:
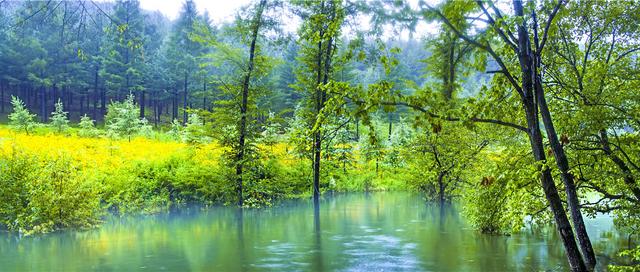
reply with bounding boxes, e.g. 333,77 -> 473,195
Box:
0,126 -> 406,235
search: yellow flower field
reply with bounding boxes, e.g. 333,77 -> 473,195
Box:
0,127 -> 229,171
0,126 -> 304,173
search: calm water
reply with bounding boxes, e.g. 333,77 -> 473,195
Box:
0,192 -> 626,271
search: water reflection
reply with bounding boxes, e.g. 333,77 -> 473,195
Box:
312,197 -> 323,271
235,208 -> 246,272
0,192 -> 627,271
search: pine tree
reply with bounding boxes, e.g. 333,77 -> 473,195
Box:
100,0 -> 146,102
106,94 -> 142,142
78,114 -> 99,138
49,99 -> 69,134
8,96 -> 37,135
166,0 -> 208,124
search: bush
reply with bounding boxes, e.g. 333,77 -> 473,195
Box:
0,150 -> 101,235
99,151 -> 231,214
462,176 -> 509,234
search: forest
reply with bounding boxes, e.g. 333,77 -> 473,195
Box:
0,0 -> 639,271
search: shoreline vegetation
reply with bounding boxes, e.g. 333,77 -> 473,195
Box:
0,119 -> 406,236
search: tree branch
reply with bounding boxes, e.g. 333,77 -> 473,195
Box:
538,0 -> 564,53
381,101 -> 528,133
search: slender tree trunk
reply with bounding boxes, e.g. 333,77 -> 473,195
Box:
312,43 -> 324,202
313,1 -> 336,203
536,76 -> 596,269
93,88 -> 98,121
183,73 -> 188,124
528,4 -> 596,267
101,88 -> 106,122
153,97 -> 158,126
41,85 -> 46,122
80,95 -> 84,115
158,100 -> 163,125
236,0 -> 267,206
512,1 -> 586,270
355,118 -> 360,141
388,112 -> 393,141
525,100 -> 587,272
0,80 -> 4,113
172,91 -> 178,121
140,90 -> 145,118
202,80 -> 207,110
445,36 -> 456,100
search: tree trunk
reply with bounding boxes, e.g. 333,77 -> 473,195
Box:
158,100 -> 163,125
512,1 -> 586,270
236,0 -> 267,207
313,1 -> 335,203
172,91 -> 178,121
93,87 -> 98,121
101,88 -> 106,122
525,101 -> 587,272
183,73 -> 188,124
355,118 -> 360,141
1,80 -> 4,113
202,80 -> 207,110
388,112 -> 393,142
536,73 -> 596,269
153,97 -> 158,126
140,90 -> 145,119
41,85 -> 46,122
79,95 -> 84,116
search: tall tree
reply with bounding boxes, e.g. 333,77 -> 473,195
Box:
100,0 -> 146,107
423,0 -> 592,270
235,0 -> 268,206
294,0 -> 346,203
166,0 -> 207,124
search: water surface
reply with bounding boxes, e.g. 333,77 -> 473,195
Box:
0,192 -> 625,271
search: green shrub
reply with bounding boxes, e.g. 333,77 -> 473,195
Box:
462,176 -> 509,234
49,99 -> 70,134
8,96 -> 37,135
0,150 -> 101,235
78,114 -> 100,137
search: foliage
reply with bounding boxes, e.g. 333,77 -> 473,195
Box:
182,113 -> 207,145
8,96 -> 37,135
78,114 -> 99,138
49,99 -> 69,134
168,119 -> 184,141
105,94 -> 145,141
0,150 -> 101,235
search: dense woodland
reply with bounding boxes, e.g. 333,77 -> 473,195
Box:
0,0 -> 640,271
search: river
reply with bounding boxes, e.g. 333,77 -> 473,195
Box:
0,192 -> 626,271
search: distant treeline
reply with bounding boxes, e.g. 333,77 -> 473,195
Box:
0,0 -> 431,125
